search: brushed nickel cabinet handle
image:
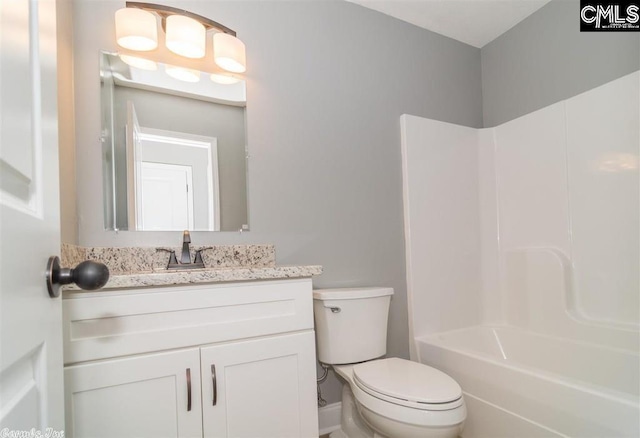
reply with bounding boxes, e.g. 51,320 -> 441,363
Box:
186,368 -> 192,411
211,364 -> 217,406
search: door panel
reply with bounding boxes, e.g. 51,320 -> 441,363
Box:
0,0 -> 63,433
140,161 -> 193,230
0,347 -> 45,430
201,332 -> 318,438
64,348 -> 202,438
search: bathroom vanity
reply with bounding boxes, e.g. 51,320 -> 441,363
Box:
62,269 -> 321,438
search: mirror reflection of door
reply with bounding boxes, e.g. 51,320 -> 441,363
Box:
139,162 -> 194,231
125,101 -> 220,231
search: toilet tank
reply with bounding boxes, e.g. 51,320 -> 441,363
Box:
313,287 -> 393,365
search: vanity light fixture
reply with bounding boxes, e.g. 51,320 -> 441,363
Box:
115,7 -> 158,51
115,2 -> 246,73
166,15 -> 206,59
213,33 -> 246,73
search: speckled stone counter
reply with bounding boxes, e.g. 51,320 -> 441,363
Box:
60,243 -> 321,291
65,265 -> 323,291
61,243 -> 276,274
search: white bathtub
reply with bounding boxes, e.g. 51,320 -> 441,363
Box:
416,326 -> 640,438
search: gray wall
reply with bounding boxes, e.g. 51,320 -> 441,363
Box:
111,86 -> 247,231
70,0 -> 482,404
481,0 -> 640,127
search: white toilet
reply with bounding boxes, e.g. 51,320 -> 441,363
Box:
313,287 -> 466,438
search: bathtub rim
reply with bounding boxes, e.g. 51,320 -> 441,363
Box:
416,324 -> 640,407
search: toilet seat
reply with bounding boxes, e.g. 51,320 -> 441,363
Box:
350,375 -> 467,428
353,358 -> 463,411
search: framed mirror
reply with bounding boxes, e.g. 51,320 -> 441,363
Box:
100,51 -> 248,232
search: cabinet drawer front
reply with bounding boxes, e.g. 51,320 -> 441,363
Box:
63,279 -> 313,364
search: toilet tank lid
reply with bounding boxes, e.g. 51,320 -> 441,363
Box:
313,287 -> 394,300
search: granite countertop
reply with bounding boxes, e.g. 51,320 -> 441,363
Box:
61,243 -> 322,292
65,264 -> 323,291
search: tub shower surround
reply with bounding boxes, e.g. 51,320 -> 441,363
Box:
60,243 -> 322,290
401,72 -> 639,437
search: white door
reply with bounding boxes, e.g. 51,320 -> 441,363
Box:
138,128 -> 220,231
201,332 -> 319,438
64,348 -> 203,438
139,162 -> 194,230
0,0 -> 64,434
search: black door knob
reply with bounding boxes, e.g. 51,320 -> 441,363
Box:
46,256 -> 110,298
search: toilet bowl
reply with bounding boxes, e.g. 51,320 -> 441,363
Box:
313,287 -> 466,438
338,359 -> 465,438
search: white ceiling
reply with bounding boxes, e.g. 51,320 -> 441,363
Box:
347,0 -> 552,48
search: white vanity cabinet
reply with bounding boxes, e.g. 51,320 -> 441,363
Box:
62,278 -> 319,438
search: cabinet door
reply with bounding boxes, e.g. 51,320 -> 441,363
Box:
64,348 -> 202,438
201,332 -> 319,438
